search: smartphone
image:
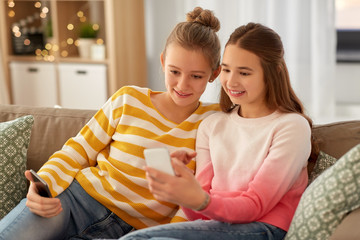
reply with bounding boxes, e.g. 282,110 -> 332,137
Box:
144,148 -> 175,176
29,169 -> 52,198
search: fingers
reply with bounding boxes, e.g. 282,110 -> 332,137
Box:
25,170 -> 34,182
26,182 -> 63,218
170,151 -> 196,165
172,158 -> 194,176
26,193 -> 62,217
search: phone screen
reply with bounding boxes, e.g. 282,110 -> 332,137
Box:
29,169 -> 52,198
144,148 -> 175,176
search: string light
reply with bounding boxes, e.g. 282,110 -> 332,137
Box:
66,38 -> 74,45
8,0 -> 15,8
24,39 -> 31,46
8,2 -> 104,60
67,24 -> 74,31
34,2 -> 41,8
8,10 -> 15,17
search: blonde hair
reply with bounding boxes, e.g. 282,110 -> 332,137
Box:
163,7 -> 221,71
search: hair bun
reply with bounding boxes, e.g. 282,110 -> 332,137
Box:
186,7 -> 220,32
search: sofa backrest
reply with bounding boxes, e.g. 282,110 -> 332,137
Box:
313,120 -> 360,159
0,104 -> 96,171
1,104 -> 359,173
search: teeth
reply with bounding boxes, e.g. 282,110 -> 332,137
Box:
229,90 -> 245,94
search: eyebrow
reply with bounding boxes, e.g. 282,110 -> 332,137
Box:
168,65 -> 207,74
221,63 -> 253,71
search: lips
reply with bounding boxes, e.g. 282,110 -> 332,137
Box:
228,89 -> 245,97
174,89 -> 192,97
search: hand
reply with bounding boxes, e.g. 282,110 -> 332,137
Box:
145,158 -> 207,210
170,150 -> 196,165
24,170 -> 63,218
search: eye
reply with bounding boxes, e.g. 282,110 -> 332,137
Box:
192,74 -> 203,79
170,70 -> 180,75
240,71 -> 250,76
222,68 -> 230,73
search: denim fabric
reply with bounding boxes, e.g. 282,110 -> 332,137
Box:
0,180 -> 133,240
120,220 -> 286,240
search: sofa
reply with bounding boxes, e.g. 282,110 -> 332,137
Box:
0,103 -> 359,239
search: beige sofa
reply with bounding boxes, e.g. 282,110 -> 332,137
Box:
0,103 -> 359,239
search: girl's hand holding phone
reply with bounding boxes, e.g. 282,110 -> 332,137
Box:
24,170 -> 63,218
145,157 -> 207,210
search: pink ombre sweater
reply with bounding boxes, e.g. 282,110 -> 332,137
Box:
182,107 -> 311,231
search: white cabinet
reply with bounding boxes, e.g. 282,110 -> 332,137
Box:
58,63 -> 107,110
10,61 -> 57,107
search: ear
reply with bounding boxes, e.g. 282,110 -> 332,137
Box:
209,65 -> 221,82
160,52 -> 165,72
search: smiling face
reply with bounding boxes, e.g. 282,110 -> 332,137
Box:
161,43 -> 216,110
220,44 -> 271,117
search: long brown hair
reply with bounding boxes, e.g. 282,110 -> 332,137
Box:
220,23 -> 319,161
162,7 -> 221,71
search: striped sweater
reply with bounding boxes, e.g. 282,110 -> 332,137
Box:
38,86 -> 219,229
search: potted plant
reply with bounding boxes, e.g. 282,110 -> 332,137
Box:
77,22 -> 99,58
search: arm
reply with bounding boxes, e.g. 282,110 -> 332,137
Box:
38,95 -> 118,197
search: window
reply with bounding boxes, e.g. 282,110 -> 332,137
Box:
336,0 -> 360,62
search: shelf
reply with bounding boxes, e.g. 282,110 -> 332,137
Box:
0,0 -> 147,106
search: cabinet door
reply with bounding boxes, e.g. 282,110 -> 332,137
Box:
10,61 -> 58,107
58,63 -> 107,110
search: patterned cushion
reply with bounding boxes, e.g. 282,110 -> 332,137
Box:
308,151 -> 337,185
285,144 -> 360,239
0,115 -> 34,219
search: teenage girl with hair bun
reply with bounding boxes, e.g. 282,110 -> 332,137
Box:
0,7 -> 222,239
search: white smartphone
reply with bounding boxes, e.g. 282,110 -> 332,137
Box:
144,147 -> 175,176
29,169 -> 52,198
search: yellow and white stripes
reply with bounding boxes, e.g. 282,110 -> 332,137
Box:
38,85 -> 219,229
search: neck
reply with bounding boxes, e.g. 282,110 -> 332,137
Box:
238,104 -> 274,118
151,92 -> 199,124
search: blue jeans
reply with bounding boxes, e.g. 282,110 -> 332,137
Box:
0,180 -> 134,240
120,220 -> 286,240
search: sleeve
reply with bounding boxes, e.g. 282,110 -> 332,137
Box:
182,118 -> 214,220
184,115 -> 311,223
169,207 -> 189,223
37,89 -> 122,197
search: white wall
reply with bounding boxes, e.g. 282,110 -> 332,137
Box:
335,63 -> 360,103
144,1 -> 360,108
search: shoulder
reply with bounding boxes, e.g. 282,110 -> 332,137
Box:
277,112 -> 309,128
274,112 -> 311,136
188,103 -> 221,122
197,102 -> 220,113
199,111 -> 228,128
111,85 -> 150,102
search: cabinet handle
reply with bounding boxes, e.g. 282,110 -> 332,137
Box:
76,70 -> 87,75
28,68 -> 38,73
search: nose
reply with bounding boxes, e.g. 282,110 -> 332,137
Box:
226,73 -> 239,88
177,75 -> 189,90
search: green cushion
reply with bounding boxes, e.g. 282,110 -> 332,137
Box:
308,151 -> 337,185
0,115 -> 34,219
285,144 -> 360,239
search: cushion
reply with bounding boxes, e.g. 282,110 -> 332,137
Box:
285,144 -> 360,240
308,151 -> 337,185
0,115 -> 34,219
